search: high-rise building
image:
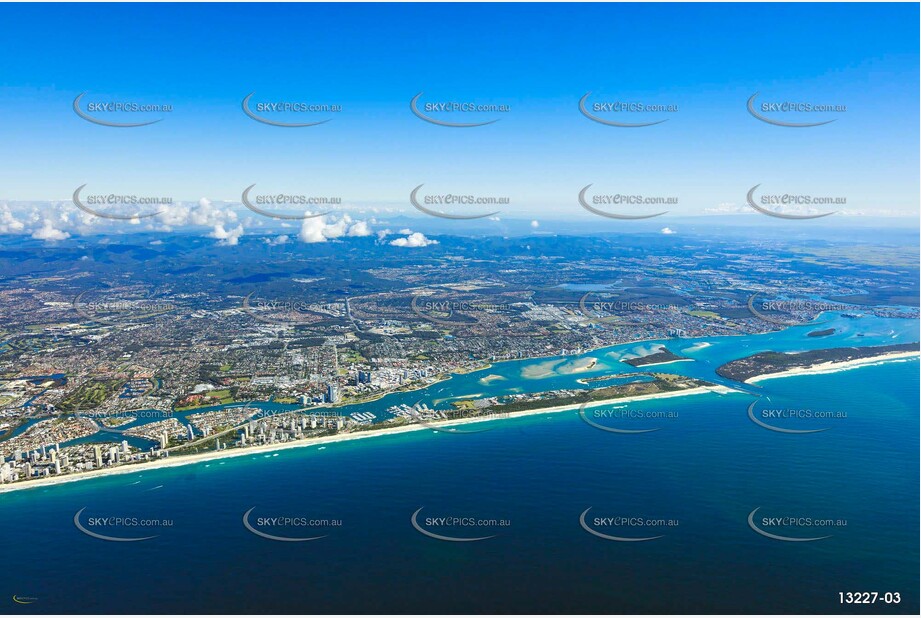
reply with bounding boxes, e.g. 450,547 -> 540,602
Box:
326,383 -> 339,404
94,445 -> 103,468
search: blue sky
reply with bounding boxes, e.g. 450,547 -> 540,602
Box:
0,3 -> 918,222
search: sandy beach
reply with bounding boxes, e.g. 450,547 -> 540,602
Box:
0,384 -> 734,494
2,350 -> 916,495
747,350 -> 920,383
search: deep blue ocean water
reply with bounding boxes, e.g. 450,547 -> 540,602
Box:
1,356 -> 917,614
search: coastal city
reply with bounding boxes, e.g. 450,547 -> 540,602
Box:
0,2 -> 919,615
1,232 -> 917,487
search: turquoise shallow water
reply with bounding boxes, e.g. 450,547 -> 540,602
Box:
1,350 -> 917,613
55,312 -> 919,442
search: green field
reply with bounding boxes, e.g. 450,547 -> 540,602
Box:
60,380 -> 122,411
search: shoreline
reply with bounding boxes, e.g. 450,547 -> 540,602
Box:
2,350 -> 917,495
746,350 -> 920,383
0,384 -> 734,494
623,357 -> 695,369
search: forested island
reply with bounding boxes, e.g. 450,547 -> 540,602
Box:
715,343 -> 919,383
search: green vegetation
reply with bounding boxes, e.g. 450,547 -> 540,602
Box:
174,388 -> 236,411
491,373 -> 706,415
689,310 -> 719,318
340,349 -> 367,364
59,379 -> 122,411
622,347 -> 690,368
100,416 -> 135,427
716,342 -> 919,382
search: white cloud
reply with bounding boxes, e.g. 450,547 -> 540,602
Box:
347,220 -> 372,237
530,220 -> 540,228
32,218 -> 70,241
155,198 -> 238,229
299,217 -> 329,243
323,217 -> 351,239
660,227 -> 676,235
704,202 -> 750,214
209,223 -> 244,246
298,214 -> 373,244
265,234 -> 289,246
0,206 -> 25,233
389,232 -> 437,248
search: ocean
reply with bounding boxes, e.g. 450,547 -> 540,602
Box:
2,354 -> 918,614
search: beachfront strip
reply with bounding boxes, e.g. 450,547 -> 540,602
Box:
2,347 -> 918,491
1,368 -> 709,488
